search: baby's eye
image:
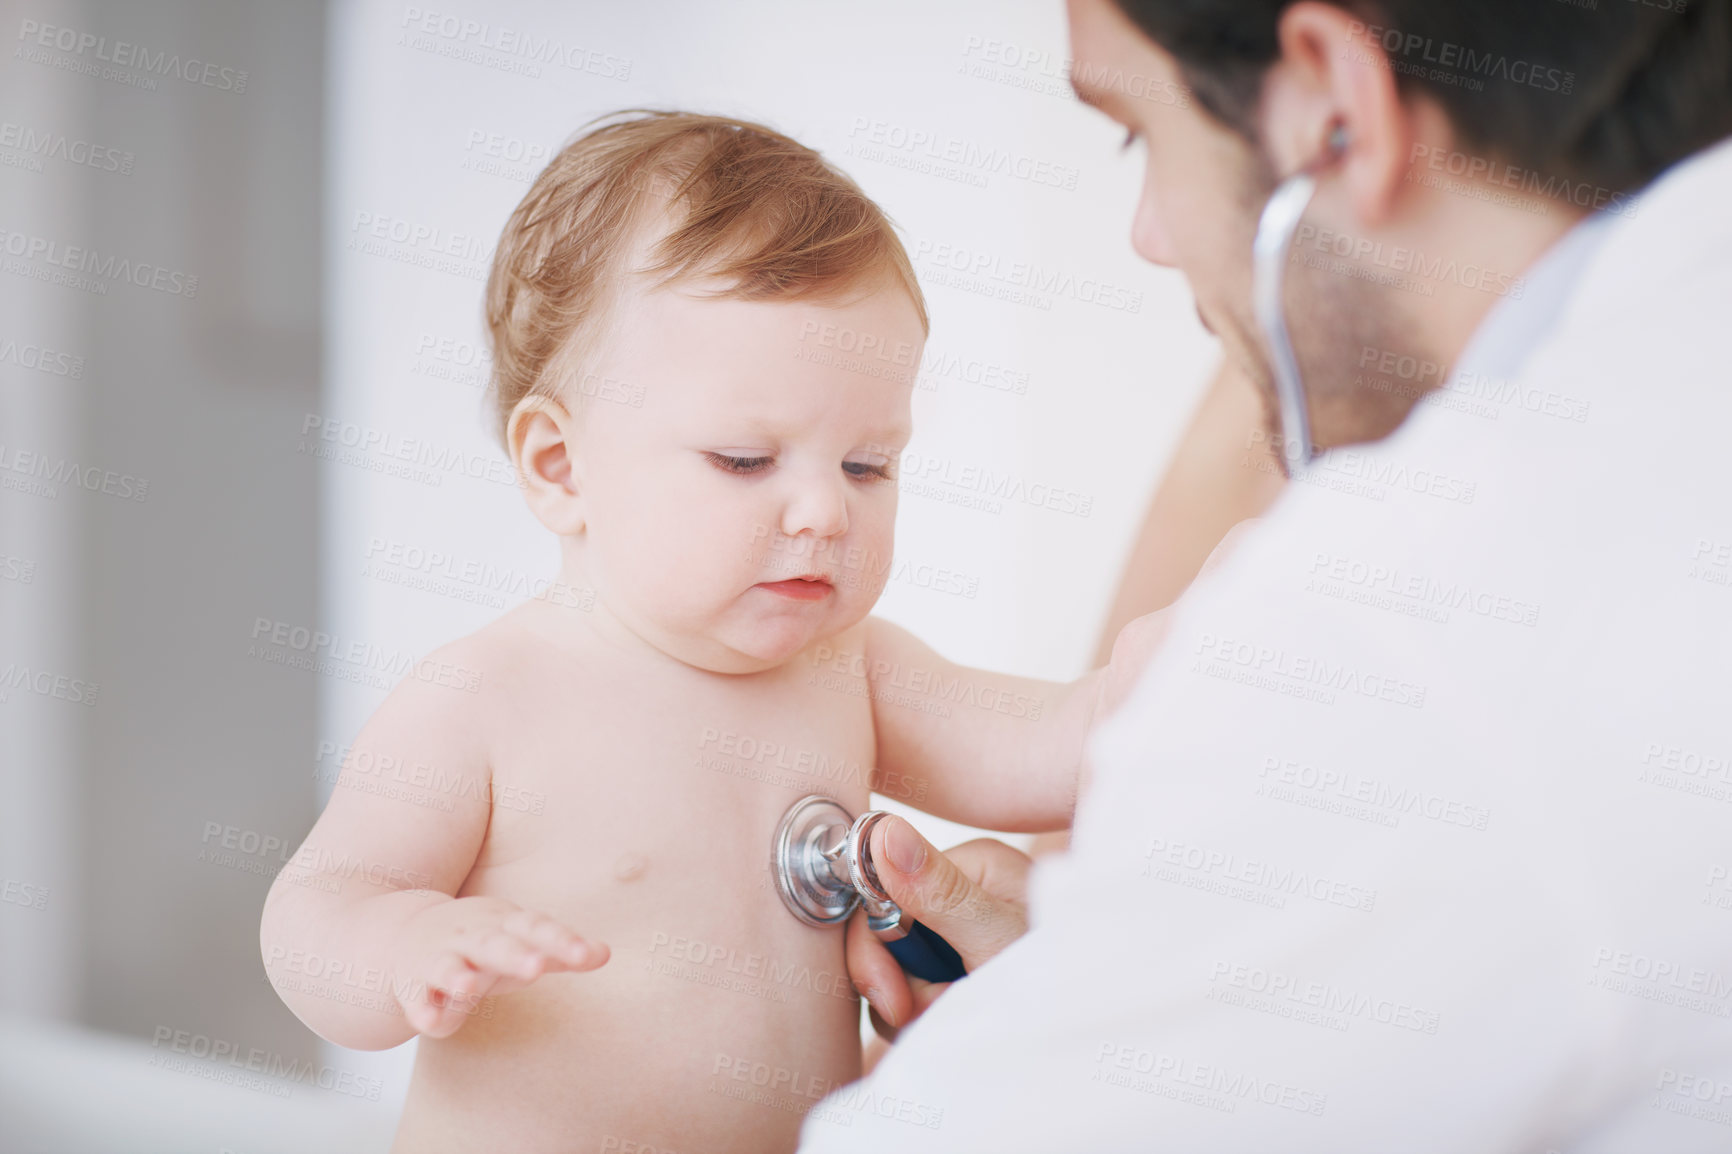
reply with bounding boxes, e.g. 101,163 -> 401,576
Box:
843,455 -> 894,481
706,452 -> 774,475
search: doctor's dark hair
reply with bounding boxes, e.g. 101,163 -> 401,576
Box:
484,109 -> 928,448
1112,0 -> 1732,194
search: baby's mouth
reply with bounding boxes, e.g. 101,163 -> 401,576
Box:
755,575 -> 835,602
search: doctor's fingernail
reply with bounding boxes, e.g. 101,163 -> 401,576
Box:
882,819 -> 926,875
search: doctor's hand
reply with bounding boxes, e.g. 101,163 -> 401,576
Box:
845,817 -> 1031,1042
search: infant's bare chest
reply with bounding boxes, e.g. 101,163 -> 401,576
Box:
397,653 -> 873,1153
463,669 -> 875,938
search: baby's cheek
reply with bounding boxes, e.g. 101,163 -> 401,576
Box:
862,493 -> 898,548
683,499 -> 771,597
598,491 -> 713,612
853,509 -> 899,599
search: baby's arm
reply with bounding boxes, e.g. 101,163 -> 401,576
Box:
863,612 -> 1170,832
259,660 -> 606,1050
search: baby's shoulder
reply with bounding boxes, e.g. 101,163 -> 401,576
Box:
421,601 -> 567,701
368,604 -> 558,737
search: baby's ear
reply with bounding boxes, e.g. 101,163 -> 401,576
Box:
507,394 -> 586,535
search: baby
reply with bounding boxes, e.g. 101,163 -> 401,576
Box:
261,111 -> 1120,1154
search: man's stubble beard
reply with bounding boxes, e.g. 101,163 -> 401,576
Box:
1284,251 -> 1431,452
1219,161 -> 1444,456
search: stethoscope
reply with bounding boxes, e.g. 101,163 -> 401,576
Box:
1252,121 -> 1351,479
771,795 -> 968,984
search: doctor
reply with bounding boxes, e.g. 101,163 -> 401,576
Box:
803,0 -> 1732,1150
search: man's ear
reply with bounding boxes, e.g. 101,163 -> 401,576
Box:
1259,1 -> 1412,228
507,394 -> 586,536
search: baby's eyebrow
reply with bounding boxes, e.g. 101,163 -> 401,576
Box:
861,426 -> 912,451
710,416 -> 787,443
710,417 -> 911,447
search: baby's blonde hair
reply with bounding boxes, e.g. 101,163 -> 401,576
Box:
483,109 -> 929,445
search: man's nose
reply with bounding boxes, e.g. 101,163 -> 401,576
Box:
1131,192 -> 1179,267
779,473 -> 849,540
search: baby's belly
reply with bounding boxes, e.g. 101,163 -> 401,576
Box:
391,844 -> 864,1153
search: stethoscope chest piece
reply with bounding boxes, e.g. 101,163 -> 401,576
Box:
771,794 -> 969,984
772,794 -> 860,927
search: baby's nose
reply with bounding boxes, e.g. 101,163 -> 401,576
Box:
779,479 -> 849,540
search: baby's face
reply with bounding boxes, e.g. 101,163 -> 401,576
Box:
569,283 -> 923,673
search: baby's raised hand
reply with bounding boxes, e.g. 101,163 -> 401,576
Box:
393,897 -> 609,1038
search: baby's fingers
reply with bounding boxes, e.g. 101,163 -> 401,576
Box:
400,911 -> 612,1039
467,928 -> 553,983
406,950 -> 491,1039
500,909 -> 609,972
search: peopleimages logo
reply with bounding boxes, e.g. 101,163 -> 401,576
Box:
911,239 -> 1144,314
248,616 -> 485,694
0,443 -> 150,502
1143,836 -> 1379,913
0,662 -> 100,707
0,120 -> 135,175
1294,224 -> 1525,299
298,413 -> 519,489
898,449 -> 1094,517
0,226 -> 199,297
16,20 -> 248,92
846,117 -> 1082,191
1345,20 -> 1574,95
1208,960 -> 1443,1034
1408,144 -> 1639,219
149,1026 -> 382,1099
958,36 -> 1191,110
1092,1042 -> 1328,1117
0,334 -> 84,378
1307,550 -> 1540,628
398,8 -> 632,81
1191,630 -> 1428,709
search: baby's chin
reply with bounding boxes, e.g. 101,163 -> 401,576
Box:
591,605 -> 840,675
696,615 -> 845,674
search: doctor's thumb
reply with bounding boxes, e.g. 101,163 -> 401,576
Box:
870,817 -> 1031,973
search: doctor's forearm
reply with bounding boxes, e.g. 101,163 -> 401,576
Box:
1092,357 -> 1285,664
